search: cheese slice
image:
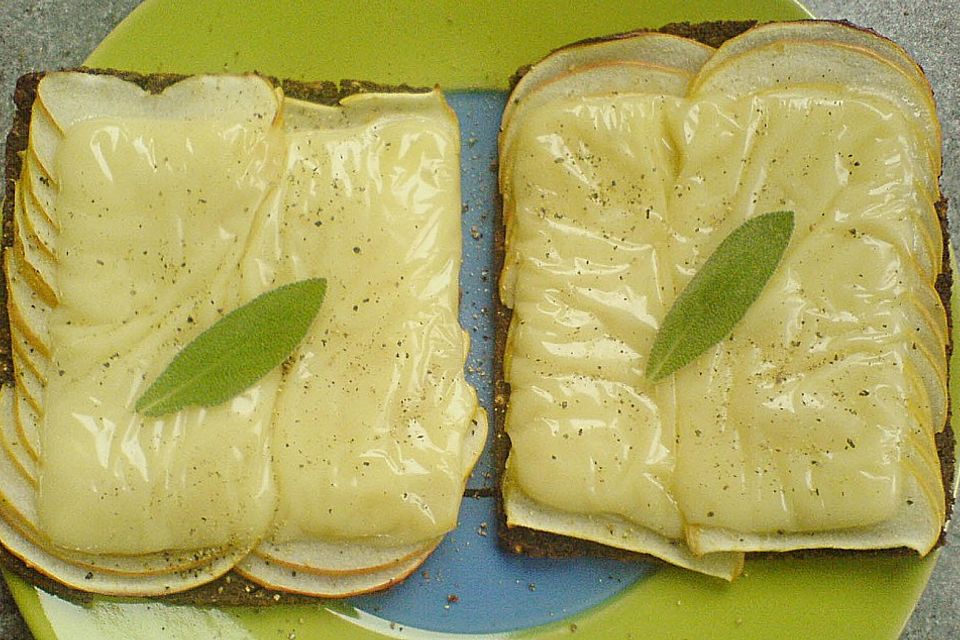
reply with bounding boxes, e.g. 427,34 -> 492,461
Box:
501,90 -> 742,579
671,87 -> 945,556
265,92 -> 479,546
34,76 -> 285,556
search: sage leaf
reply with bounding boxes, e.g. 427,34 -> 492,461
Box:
646,210 -> 794,382
136,278 -> 327,416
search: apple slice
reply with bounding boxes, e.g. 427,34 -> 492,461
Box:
503,31 -> 713,126
252,538 -> 439,576
11,186 -> 58,305
696,20 -> 932,102
501,61 -> 692,183
10,326 -> 47,386
22,179 -> 58,259
12,388 -> 41,460
4,250 -> 52,357
910,279 -> 950,354
23,154 -> 59,231
0,391 -> 38,484
235,540 -> 438,598
24,100 -> 61,183
903,339 -> 948,435
12,359 -> 43,419
689,40 -> 941,171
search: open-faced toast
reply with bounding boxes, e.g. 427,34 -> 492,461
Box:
495,20 -> 953,580
0,69 -> 486,598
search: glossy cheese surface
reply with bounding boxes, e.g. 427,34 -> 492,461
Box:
502,87 -> 945,550
263,97 -> 479,545
504,95 -> 685,538
38,117 -> 282,553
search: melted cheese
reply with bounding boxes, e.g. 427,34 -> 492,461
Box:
38,117 -> 283,553
672,91 -> 944,543
264,96 -> 478,546
503,95 -> 684,538
502,87 -> 945,553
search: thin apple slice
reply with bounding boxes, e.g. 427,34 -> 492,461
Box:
22,181 -> 58,258
12,356 -> 43,417
0,390 -> 38,483
11,185 -> 58,303
236,540 -> 438,597
898,293 -> 949,382
25,99 -> 61,183
910,278 -> 949,350
0,430 -> 37,487
5,250 -> 52,357
501,61 -> 692,183
12,220 -> 57,303
903,342 -> 948,436
12,388 -> 41,460
697,21 -> 931,100
503,31 -> 713,126
24,153 -> 59,230
689,40 -> 941,169
10,326 -> 47,386
252,538 -> 438,577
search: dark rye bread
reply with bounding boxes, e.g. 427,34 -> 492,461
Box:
0,68 -> 433,606
493,21 -> 955,564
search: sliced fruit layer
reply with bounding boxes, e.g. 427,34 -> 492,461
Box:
695,20 -> 933,98
235,541 -> 439,598
502,30 -> 714,126
689,40 -> 941,171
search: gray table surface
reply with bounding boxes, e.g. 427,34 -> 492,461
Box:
0,1 -> 957,638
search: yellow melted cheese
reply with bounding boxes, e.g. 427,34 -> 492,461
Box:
39,117 -> 283,553
504,96 -> 685,538
503,88 -> 945,548
264,97 -> 477,545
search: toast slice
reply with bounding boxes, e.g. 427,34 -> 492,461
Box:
0,69 -> 485,597
496,20 -> 952,579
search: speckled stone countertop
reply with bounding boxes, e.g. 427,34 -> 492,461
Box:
0,1 -> 957,638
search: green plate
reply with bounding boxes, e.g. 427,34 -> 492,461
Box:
6,1 -> 953,639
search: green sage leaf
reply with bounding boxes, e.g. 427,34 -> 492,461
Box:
136,278 -> 327,416
646,211 -> 794,382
